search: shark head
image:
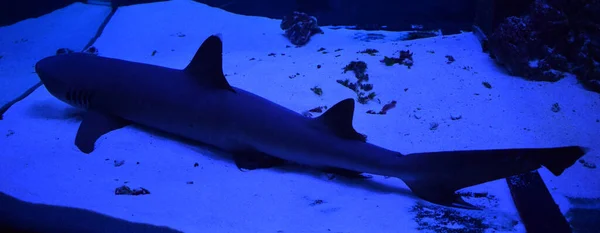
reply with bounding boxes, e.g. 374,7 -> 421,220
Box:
35,34 -> 233,110
35,53 -> 109,109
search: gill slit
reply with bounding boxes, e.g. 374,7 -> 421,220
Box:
65,87 -> 94,109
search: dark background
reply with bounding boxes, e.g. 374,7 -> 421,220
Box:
0,0 -> 160,26
1,0 -> 79,26
0,0 -> 533,35
196,0 -> 478,34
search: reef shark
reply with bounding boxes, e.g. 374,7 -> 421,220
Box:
34,35 -> 586,209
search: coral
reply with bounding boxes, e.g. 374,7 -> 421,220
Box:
358,48 -> 379,56
280,11 -> 323,46
488,16 -> 538,78
366,100 -> 397,115
488,0 -> 600,92
381,50 -> 414,68
403,31 -> 439,41
337,61 -> 377,104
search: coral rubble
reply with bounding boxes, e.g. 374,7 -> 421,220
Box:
280,11 -> 323,46
488,0 -> 600,93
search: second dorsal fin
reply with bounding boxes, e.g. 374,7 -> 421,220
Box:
184,34 -> 235,92
316,98 -> 367,142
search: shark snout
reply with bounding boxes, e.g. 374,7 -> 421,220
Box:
35,56 -> 56,83
34,59 -> 44,78
35,55 -> 73,88
35,55 -> 71,99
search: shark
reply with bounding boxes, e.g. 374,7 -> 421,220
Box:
34,34 -> 587,209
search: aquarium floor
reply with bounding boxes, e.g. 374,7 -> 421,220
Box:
1,1 -> 599,233
0,3 -> 112,110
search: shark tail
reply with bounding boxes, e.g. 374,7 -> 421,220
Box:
401,146 -> 587,209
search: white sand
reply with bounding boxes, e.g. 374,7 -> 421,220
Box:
1,1 -> 599,232
0,3 -> 112,106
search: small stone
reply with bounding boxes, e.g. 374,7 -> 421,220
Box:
114,160 -> 125,167
429,122 -> 439,130
309,199 -> 325,206
310,86 -> 323,96
579,159 -> 597,169
482,81 -> 492,89
115,185 -> 132,195
302,111 -> 313,118
56,48 -> 74,55
116,186 -> 150,195
445,55 -> 455,64
551,103 -> 561,112
85,46 -> 99,55
131,187 -> 150,195
450,113 -> 462,120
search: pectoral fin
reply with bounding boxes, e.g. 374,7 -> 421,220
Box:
233,150 -> 287,171
322,167 -> 369,180
75,111 -> 131,154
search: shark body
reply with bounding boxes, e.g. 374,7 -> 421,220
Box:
35,35 -> 586,208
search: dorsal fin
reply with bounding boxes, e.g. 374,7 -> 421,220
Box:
184,34 -> 235,92
316,98 -> 367,142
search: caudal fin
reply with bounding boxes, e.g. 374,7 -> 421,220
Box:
401,146 -> 587,209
